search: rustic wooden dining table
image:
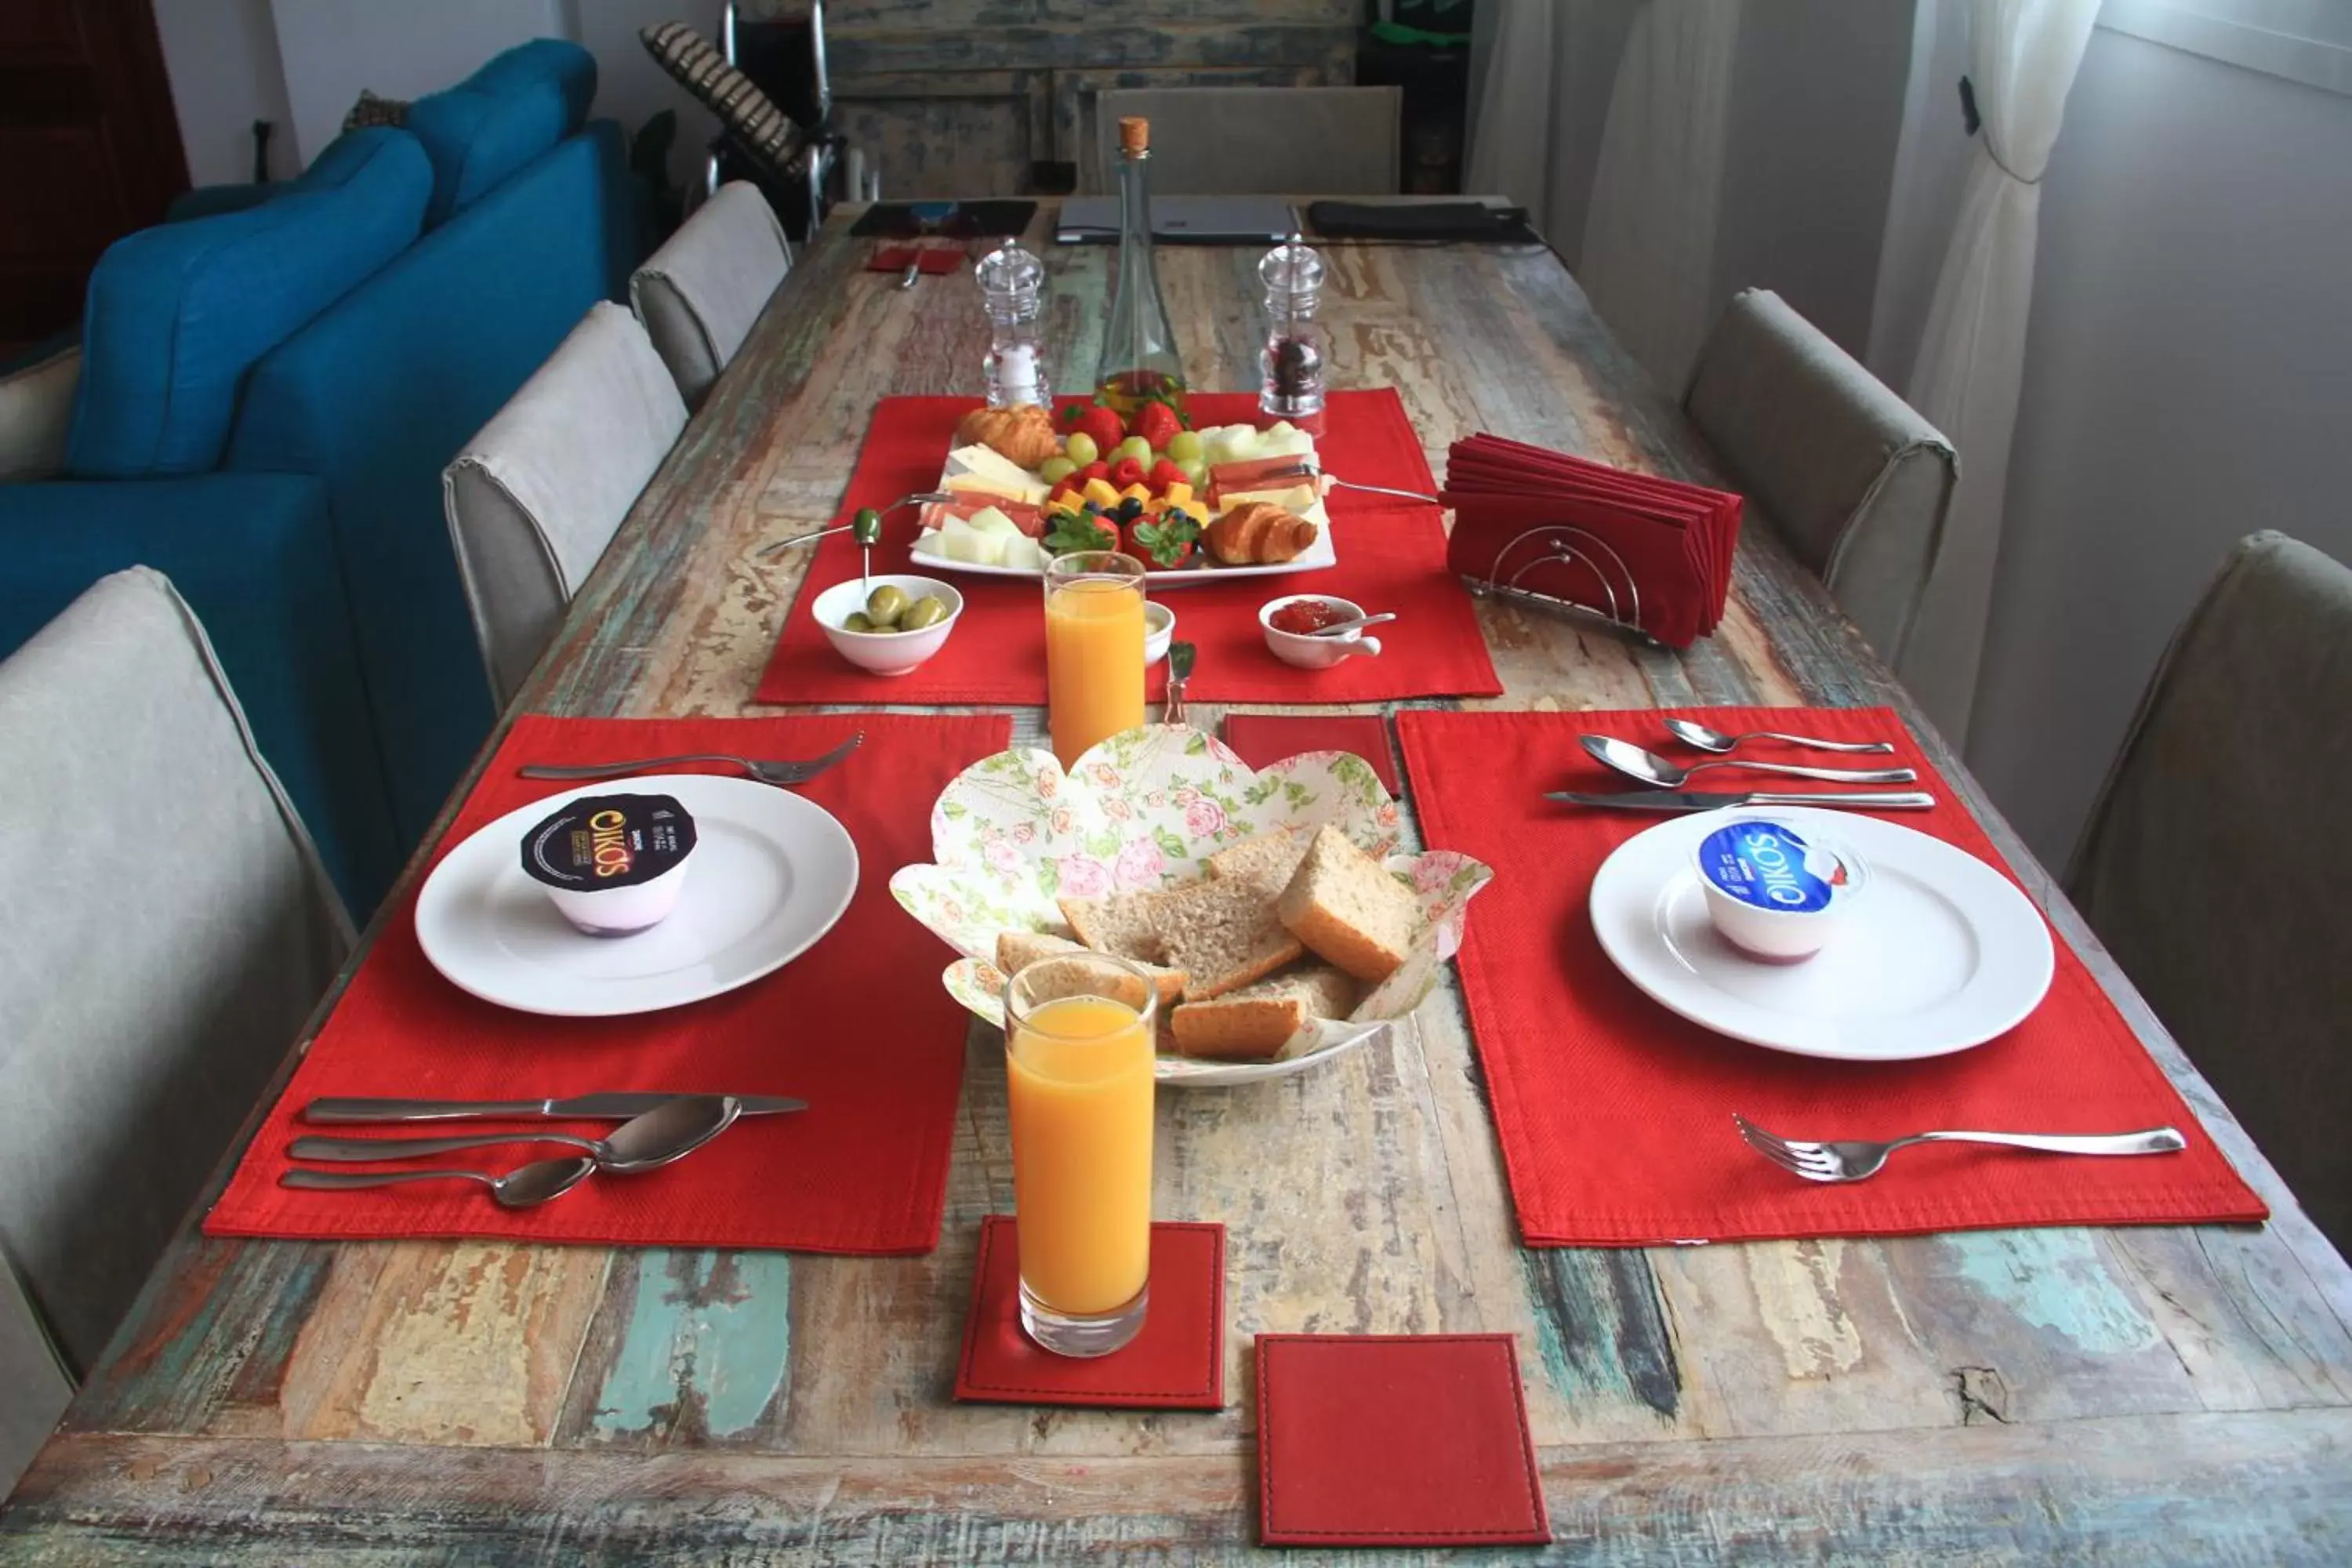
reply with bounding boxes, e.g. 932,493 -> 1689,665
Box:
6,204 -> 2350,1564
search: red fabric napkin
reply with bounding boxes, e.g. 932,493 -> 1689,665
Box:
756,390 -> 1500,706
1394,706 -> 2267,1246
1443,433 -> 1742,648
1218,713 -> 1401,797
1255,1334 -> 1550,1548
868,245 -> 964,274
954,1216 -> 1225,1409
205,713 -> 1011,1254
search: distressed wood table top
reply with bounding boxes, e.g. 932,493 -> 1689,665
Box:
7,207 -> 2350,1565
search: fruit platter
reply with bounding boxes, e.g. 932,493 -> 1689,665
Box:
911,398 -> 1339,587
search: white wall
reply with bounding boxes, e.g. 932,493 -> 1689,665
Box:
153,0 -> 297,184
1965,27 -> 2352,864
152,0 -> 717,190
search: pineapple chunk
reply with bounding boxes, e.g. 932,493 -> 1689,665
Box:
1081,477 -> 1122,507
1163,481 -> 1195,508
1119,483 -> 1152,503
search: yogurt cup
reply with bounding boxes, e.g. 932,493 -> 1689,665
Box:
1693,815 -> 1865,963
521,793 -> 697,936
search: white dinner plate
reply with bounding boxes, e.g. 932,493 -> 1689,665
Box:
1588,808 -> 2054,1061
415,774 -> 859,1018
909,501 -> 1338,588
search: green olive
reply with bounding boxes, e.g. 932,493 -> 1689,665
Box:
851,507 -> 884,546
898,594 -> 949,631
864,585 -> 909,626
841,611 -> 876,633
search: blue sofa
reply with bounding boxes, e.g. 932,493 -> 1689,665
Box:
0,41 -> 633,915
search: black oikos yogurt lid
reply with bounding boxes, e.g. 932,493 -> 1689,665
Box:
521,793 -> 697,891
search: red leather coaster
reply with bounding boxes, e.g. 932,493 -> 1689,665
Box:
954,1214 -> 1225,1409
1219,713 -> 1403,797
1254,1334 -> 1551,1547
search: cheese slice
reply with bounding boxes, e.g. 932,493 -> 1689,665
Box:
1217,481 -> 1319,516
944,443 -> 1049,501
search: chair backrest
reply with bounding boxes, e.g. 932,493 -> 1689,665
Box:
444,303 -> 687,706
0,568 -> 349,1489
630,181 -> 791,408
1089,87 -> 1400,197
1682,289 -> 1957,663
2067,531 -> 2352,1253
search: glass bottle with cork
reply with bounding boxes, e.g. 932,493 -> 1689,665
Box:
1094,116 -> 1187,421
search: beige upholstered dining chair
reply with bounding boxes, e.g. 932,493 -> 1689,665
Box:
443,302 -> 688,708
630,180 -> 793,408
2067,531 -> 2352,1254
0,568 -> 350,1494
1682,289 -> 1958,664
1088,86 -> 1401,196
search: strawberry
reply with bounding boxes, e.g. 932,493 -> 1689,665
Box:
1068,404 -> 1125,458
1129,399 -> 1184,450
1109,456 -> 1147,490
1146,459 -> 1188,495
1128,512 -> 1199,569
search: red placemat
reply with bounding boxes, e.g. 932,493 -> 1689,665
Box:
1220,713 -> 1401,797
954,1216 -> 1225,1409
1395,706 -> 2268,1246
754,390 -> 1499,706
1255,1334 -> 1550,1548
205,713 -> 1011,1253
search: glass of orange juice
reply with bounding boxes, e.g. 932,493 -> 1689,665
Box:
1003,949 -> 1157,1356
1044,551 -> 1147,771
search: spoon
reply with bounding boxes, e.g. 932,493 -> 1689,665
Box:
285,1095 -> 742,1174
1664,718 -> 1894,756
1308,611 -> 1398,638
279,1155 -> 596,1209
1581,735 -> 1918,788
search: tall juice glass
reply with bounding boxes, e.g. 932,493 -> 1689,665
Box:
1044,551 -> 1146,771
1003,951 -> 1156,1356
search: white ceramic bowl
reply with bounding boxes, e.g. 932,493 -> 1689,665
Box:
812,574 -> 964,676
1692,814 -> 1869,963
1259,593 -> 1381,670
1144,601 -> 1175,666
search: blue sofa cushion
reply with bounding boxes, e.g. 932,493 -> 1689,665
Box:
66,129 -> 430,480
405,39 -> 596,227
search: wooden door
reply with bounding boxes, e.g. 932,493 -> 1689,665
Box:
0,0 -> 188,354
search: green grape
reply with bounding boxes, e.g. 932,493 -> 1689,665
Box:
1038,456 -> 1077,483
1177,458 -> 1208,488
1116,436 -> 1152,466
1166,430 -> 1204,463
1063,432 -> 1099,466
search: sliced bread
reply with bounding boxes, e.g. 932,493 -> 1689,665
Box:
996,927 -> 1186,1010
1169,964 -> 1359,1061
1276,824 -> 1418,983
1059,891 -> 1168,964
1205,829 -> 1311,896
1152,877 -> 1305,1001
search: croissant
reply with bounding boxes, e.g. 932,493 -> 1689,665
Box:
1205,501 -> 1319,565
955,404 -> 1061,470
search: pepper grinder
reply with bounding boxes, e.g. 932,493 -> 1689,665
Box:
975,239 -> 1047,408
1258,234 -> 1327,423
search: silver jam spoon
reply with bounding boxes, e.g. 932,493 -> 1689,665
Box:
1581,734 -> 1918,788
1308,611 -> 1398,639
280,1154 -> 595,1209
285,1095 -> 742,1174
1664,718 -> 1895,756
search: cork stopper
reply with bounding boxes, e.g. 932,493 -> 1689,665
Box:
1119,117 -> 1150,157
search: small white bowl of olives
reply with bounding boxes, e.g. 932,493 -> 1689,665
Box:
812,574 -> 964,676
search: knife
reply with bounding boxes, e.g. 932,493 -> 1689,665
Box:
301,1094 -> 807,1123
1544,789 -> 1937,812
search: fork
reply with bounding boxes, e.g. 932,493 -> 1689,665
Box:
518,732 -> 862,787
1733,1113 -> 2186,1182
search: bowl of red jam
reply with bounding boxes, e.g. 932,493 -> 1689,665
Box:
1259,593 -> 1381,670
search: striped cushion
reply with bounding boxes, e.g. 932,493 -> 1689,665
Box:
639,21 -> 801,177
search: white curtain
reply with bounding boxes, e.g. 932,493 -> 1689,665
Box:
1897,0 -> 2100,741
1577,0 -> 1743,390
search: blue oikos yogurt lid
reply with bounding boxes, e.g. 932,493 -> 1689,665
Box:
1694,818 -> 1858,915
